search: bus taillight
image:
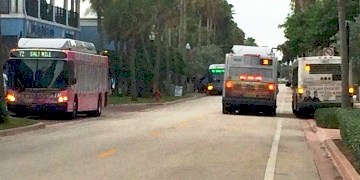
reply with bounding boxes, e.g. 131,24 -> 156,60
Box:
6,94 -> 15,102
255,76 -> 263,81
267,83 -> 275,91
305,64 -> 310,72
240,75 -> 262,81
297,88 -> 304,94
349,86 -> 355,94
240,75 -> 246,80
225,81 -> 233,88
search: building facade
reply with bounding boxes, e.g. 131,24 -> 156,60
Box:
0,0 -> 81,49
79,18 -> 114,51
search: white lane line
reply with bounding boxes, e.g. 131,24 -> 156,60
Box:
264,118 -> 283,180
264,98 -> 285,180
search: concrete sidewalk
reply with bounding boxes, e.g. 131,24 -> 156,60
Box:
307,120 -> 360,180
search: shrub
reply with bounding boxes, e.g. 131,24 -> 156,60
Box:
337,108 -> 360,170
314,107 -> 340,129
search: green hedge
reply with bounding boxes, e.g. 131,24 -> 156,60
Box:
337,108 -> 360,170
314,107 -> 340,129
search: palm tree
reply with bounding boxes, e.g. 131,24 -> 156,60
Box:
82,0 -> 104,51
103,0 -> 155,101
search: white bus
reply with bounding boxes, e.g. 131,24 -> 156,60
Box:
206,64 -> 225,95
222,46 -> 278,115
288,56 -> 353,117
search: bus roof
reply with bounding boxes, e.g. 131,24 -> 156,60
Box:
17,38 -> 97,54
231,45 -> 273,58
209,64 -> 225,69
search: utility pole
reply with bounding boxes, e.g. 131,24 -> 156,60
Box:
338,0 -> 351,108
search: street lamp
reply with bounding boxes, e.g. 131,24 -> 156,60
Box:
186,43 -> 191,51
149,32 -> 155,41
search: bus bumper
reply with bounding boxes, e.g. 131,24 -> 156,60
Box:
222,97 -> 276,108
7,103 -> 67,115
296,102 -> 349,116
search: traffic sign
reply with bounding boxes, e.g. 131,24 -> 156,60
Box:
323,47 -> 334,56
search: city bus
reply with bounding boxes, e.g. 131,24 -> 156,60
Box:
6,38 -> 109,119
206,64 -> 225,95
222,46 -> 278,115
288,56 -> 353,117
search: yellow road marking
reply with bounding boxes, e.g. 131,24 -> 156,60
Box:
180,121 -> 189,127
150,131 -> 162,137
97,149 -> 117,158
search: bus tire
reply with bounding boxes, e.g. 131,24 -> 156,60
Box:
94,96 -> 102,117
89,96 -> 102,117
222,103 -> 231,114
269,107 -> 276,116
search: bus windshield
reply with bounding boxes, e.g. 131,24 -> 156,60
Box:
209,73 -> 224,83
8,59 -> 69,90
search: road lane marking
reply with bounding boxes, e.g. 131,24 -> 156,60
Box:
150,131 -> 162,137
264,118 -> 283,180
97,149 -> 117,158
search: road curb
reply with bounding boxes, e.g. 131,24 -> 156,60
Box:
0,122 -> 45,137
308,119 -> 318,133
108,94 -> 206,107
307,119 -> 360,179
324,139 -> 360,180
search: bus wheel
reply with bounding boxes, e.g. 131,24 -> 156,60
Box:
89,97 -> 102,117
94,97 -> 102,117
268,107 -> 276,116
222,103 -> 231,114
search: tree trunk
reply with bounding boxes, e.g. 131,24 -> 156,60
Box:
97,4 -> 103,51
153,28 -> 161,92
165,28 -> 172,95
141,34 -> 152,69
338,0 -> 351,107
0,13 -> 8,123
128,36 -> 137,101
197,14 -> 202,47
206,18 -> 210,45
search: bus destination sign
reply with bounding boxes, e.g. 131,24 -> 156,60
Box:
10,50 -> 67,59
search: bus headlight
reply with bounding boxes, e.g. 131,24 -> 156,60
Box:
6,94 -> 15,102
297,88 -> 304,94
208,85 -> 214,91
58,96 -> 68,103
349,87 -> 355,94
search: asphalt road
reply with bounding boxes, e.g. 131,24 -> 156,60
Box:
0,85 -> 322,180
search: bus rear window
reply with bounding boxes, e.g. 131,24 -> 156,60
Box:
309,64 -> 341,74
229,67 -> 272,78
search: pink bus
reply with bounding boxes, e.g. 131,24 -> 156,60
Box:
6,38 -> 109,119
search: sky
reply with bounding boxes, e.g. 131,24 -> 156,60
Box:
226,0 -> 292,48
78,0 -> 292,57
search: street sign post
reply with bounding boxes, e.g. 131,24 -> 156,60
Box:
323,47 -> 334,56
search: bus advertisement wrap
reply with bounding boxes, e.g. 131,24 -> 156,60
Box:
305,82 -> 341,101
